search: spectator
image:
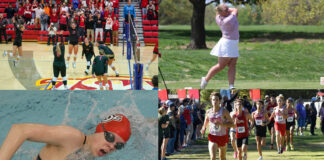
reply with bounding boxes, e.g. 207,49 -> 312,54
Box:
40,12 -> 48,31
141,0 -> 148,15
112,16 -> 119,46
310,97 -> 318,135
5,3 -> 16,24
85,14 -> 95,43
33,5 -> 43,27
123,0 -> 136,23
44,3 -> 51,25
81,0 -> 87,8
73,0 -> 79,9
105,0 -> 114,13
17,4 -> 25,17
79,12 -> 86,41
47,23 -> 57,45
151,75 -> 158,90
319,101 -> 324,135
94,12 -> 104,43
166,102 -> 177,156
59,11 -> 68,31
61,3 -> 69,14
50,10 -> 59,29
24,5 -> 33,24
146,0 -> 155,20
243,95 -> 252,113
296,98 -> 306,136
103,14 -> 113,46
112,0 -> 119,15
158,106 -> 170,160
305,104 -> 311,130
31,0 -> 38,20
0,14 -> 8,44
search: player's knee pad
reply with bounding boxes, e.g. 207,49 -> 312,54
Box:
87,61 -> 91,66
62,77 -> 67,81
52,77 -> 58,82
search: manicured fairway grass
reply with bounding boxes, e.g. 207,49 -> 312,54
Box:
168,119 -> 324,160
158,25 -> 324,89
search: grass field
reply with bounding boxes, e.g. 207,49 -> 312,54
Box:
158,25 -> 324,89
168,119 -> 324,160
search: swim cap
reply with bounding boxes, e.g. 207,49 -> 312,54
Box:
95,114 -> 131,142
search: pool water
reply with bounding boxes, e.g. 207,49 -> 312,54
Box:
0,91 -> 157,160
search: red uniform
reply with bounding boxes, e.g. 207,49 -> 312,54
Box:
79,16 -> 85,28
18,7 -> 25,16
235,111 -> 249,138
274,107 -> 286,136
112,0 -> 119,8
112,20 -> 119,31
50,13 -> 58,23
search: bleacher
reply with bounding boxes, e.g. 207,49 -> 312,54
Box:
0,0 -> 157,46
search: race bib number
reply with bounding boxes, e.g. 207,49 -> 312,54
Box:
256,120 -> 262,126
238,126 -> 245,133
287,116 -> 294,122
276,116 -> 283,122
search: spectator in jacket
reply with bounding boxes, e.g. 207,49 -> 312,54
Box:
5,3 -> 16,24
40,12 -> 48,31
0,14 -> 8,44
296,98 -> 306,136
310,97 -> 318,135
85,14 -> 95,43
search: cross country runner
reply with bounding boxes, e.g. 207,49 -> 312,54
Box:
252,100 -> 270,160
232,99 -> 253,160
270,96 -> 288,154
201,92 -> 234,160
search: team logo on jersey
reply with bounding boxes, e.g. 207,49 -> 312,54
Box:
35,76 -> 153,90
103,114 -> 122,122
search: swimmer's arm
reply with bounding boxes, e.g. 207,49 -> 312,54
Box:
221,110 -> 234,128
0,124 -> 82,160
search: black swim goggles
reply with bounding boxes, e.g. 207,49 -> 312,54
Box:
101,123 -> 125,150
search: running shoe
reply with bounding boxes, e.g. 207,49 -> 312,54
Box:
301,133 -> 304,136
233,151 -> 238,159
281,147 -> 284,154
66,63 -> 69,68
290,144 -> 294,151
270,144 -> 274,150
278,148 -> 281,154
73,62 -> 76,68
200,77 -> 208,89
85,71 -> 88,75
9,52 -> 13,57
51,86 -> 56,90
286,145 -> 289,151
296,132 -> 298,136
116,72 -> 119,77
3,51 -> 7,57
64,86 -> 68,90
257,156 -> 263,160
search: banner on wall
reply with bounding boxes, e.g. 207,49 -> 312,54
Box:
158,89 -> 168,102
188,89 -> 199,99
177,89 -> 187,100
249,89 -> 261,101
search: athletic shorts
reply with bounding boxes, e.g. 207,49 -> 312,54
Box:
53,64 -> 66,77
267,120 -> 274,131
275,122 -> 286,136
208,134 -> 228,147
236,137 -> 248,148
297,118 -> 306,127
94,72 -> 106,76
70,41 -> 78,46
255,125 -> 267,137
286,122 -> 295,130
13,40 -> 22,47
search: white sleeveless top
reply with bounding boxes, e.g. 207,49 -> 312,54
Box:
208,107 -> 227,136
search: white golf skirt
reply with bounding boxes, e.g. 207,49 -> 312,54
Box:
210,38 -> 239,58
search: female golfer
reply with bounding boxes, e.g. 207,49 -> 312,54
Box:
201,4 -> 239,89
201,92 -> 234,160
252,100 -> 270,160
92,44 -> 109,90
270,96 -> 288,154
0,114 -> 131,160
285,98 -> 297,151
232,99 -> 253,160
11,17 -> 24,67
82,38 -> 95,75
52,32 -> 68,90
66,22 -> 79,69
